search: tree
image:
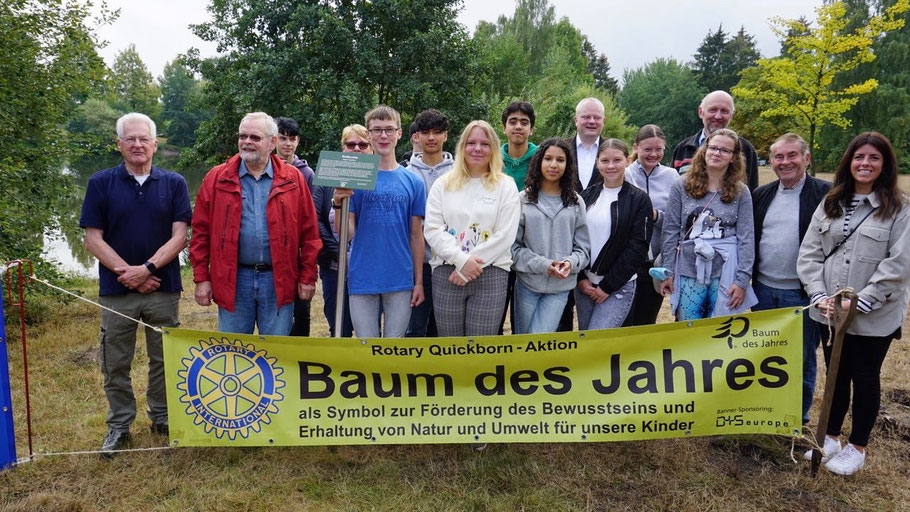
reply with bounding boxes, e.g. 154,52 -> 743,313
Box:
0,0 -> 112,270
582,37 -> 618,94
109,44 -> 161,121
67,98 -> 124,153
732,0 -> 910,168
187,0 -> 484,163
816,0 -> 910,172
159,60 -> 208,148
693,25 -> 761,92
721,27 -> 762,89
618,59 -> 707,154
693,25 -> 729,91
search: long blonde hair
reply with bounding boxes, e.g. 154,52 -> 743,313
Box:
445,120 -> 506,191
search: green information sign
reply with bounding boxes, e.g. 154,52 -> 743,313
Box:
313,151 -> 380,190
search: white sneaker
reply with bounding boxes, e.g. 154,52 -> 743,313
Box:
824,444 -> 865,475
803,435 -> 842,463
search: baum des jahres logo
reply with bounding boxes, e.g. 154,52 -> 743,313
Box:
712,316 -> 750,349
177,338 -> 285,440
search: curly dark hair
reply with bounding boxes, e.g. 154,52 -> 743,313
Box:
413,109 -> 450,132
524,137 -> 578,207
823,131 -> 905,220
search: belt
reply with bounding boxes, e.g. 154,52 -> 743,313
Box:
239,263 -> 273,272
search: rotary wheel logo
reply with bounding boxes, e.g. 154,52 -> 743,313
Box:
177,337 -> 285,440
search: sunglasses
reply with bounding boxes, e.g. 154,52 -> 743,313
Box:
344,142 -> 370,150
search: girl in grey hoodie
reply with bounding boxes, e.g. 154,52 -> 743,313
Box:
511,138 -> 590,334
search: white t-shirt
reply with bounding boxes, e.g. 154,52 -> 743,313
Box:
584,185 -> 621,284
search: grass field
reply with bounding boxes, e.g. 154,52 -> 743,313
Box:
1,168 -> 909,511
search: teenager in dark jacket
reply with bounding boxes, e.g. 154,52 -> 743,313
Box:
575,139 -> 651,330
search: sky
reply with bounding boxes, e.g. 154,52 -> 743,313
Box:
95,0 -> 824,84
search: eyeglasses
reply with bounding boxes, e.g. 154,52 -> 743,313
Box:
238,133 -> 263,142
122,137 -> 153,146
640,146 -> 665,154
706,145 -> 734,156
344,142 -> 371,150
368,127 -> 398,136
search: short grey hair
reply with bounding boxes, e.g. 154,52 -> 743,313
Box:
699,90 -> 735,112
575,97 -> 605,116
116,112 -> 156,139
770,133 -> 810,156
240,112 -> 278,137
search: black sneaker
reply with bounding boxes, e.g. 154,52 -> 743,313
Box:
100,430 -> 131,459
150,422 -> 169,436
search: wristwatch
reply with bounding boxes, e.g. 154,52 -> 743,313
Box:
144,260 -> 157,273
332,201 -> 343,209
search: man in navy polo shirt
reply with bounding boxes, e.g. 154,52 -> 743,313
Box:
80,112 -> 192,457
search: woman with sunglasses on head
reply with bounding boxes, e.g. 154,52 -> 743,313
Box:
797,132 -> 910,476
575,139 -> 651,330
511,137 -> 590,334
659,128 -> 757,320
624,124 -> 679,325
310,124 -> 372,336
424,120 -> 520,336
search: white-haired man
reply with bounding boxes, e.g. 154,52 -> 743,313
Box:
80,112 -> 192,456
190,112 -> 321,336
671,90 -> 759,190
564,97 -> 606,192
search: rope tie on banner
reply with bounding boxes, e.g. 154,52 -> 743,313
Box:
29,276 -> 163,333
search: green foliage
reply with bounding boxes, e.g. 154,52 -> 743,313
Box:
816,0 -> 910,173
693,25 -> 762,92
0,0 -> 112,272
159,60 -> 209,148
67,98 -> 123,153
109,44 -> 162,122
582,37 -> 619,95
618,59 -> 707,156
186,0 -> 484,164
732,0 -> 910,167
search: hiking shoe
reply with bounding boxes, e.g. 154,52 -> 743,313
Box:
100,430 -> 131,459
825,444 -> 865,475
803,435 -> 842,463
150,421 -> 169,436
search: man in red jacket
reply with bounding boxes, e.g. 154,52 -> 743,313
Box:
190,112 -> 321,335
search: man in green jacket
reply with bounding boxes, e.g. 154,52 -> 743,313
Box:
500,100 -> 538,188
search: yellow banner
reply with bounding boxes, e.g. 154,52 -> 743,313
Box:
163,308 -> 802,446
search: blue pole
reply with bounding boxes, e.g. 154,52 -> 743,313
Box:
0,280 -> 17,470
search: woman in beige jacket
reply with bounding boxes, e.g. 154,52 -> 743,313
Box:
797,132 -> 910,476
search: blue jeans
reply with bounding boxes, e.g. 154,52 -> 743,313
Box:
349,290 -> 412,338
319,266 -> 353,337
406,262 -> 436,337
575,280 -> 636,330
218,268 -> 294,335
752,280 -> 820,424
512,280 -> 570,334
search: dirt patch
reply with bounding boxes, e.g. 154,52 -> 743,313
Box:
879,389 -> 910,442
68,347 -> 98,366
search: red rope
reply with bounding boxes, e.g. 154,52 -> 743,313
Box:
5,260 -> 33,462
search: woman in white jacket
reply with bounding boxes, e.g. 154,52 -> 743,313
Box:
424,120 -> 520,336
798,131 -> 910,476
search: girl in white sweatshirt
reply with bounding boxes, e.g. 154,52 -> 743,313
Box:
424,120 -> 520,336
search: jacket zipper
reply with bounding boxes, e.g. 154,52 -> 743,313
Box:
220,202 -> 231,250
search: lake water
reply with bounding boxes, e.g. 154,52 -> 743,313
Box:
47,152 -> 210,276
